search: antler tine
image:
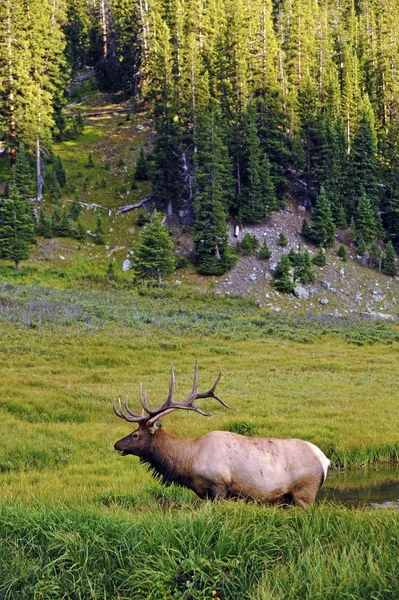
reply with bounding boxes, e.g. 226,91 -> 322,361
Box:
139,382 -> 154,415
192,359 -> 199,395
124,396 -> 144,419
193,371 -> 233,409
113,397 -> 146,423
165,363 -> 176,405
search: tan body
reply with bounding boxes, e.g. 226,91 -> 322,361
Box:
115,428 -> 330,506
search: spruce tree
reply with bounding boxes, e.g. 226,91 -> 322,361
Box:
11,143 -> 33,198
193,112 -> 236,275
0,184 -> 35,269
307,186 -> 336,247
278,232 -> 288,247
337,244 -> 348,262
37,207 -> 52,238
274,254 -> 294,293
134,146 -> 149,180
258,240 -> 272,260
150,114 -> 184,216
356,192 -> 377,246
54,155 -> 67,188
312,246 -> 326,266
133,211 -> 176,282
296,250 -> 315,284
70,193 -> 82,220
94,214 -> 104,244
382,241 -> 397,275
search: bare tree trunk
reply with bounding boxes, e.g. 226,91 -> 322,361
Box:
36,138 -> 43,201
100,0 -> 108,58
167,199 -> 173,216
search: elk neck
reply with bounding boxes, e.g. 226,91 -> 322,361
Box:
140,428 -> 196,489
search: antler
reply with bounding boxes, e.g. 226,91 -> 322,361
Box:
113,361 -> 232,427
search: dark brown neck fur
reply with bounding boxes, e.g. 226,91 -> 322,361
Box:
140,429 -> 195,489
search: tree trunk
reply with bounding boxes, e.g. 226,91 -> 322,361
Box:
36,138 -> 43,201
167,199 -> 173,216
15,260 -> 20,270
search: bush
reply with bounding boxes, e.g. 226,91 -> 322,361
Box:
337,244 -> 348,262
278,232 -> 288,247
313,246 -> 327,266
238,233 -> 259,255
258,240 -> 272,260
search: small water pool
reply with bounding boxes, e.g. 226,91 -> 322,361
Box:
318,464 -> 399,508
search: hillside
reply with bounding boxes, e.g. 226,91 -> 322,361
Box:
0,89 -> 395,320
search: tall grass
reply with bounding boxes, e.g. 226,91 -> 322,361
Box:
0,502 -> 398,600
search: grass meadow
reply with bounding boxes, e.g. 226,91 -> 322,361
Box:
1,282 -> 399,598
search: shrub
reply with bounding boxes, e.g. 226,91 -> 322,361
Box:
313,246 -> 327,266
258,240 -> 272,260
278,232 -> 288,247
239,233 -> 259,255
337,244 -> 348,262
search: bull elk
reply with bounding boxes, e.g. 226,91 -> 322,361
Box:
113,363 -> 330,506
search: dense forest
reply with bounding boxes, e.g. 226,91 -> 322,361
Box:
1,0 -> 399,275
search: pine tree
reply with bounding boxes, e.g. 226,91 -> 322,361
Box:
312,246 -> 326,266
278,232 -> 288,247
274,254 -> 294,293
0,184 -> 35,268
54,155 -> 67,188
75,219 -> 86,241
94,214 -> 104,244
296,250 -> 315,284
53,205 -> 72,237
37,207 -> 52,238
86,152 -> 95,168
193,112 -> 236,275
258,240 -> 272,260
150,114 -> 184,216
307,186 -> 335,247
11,143 -> 33,198
133,211 -> 176,282
382,240 -> 397,275
45,171 -> 61,200
356,191 -> 377,246
134,146 -> 149,180
337,244 -> 348,262
70,193 -> 82,220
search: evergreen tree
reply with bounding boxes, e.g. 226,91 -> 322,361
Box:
278,232 -> 288,247
150,114 -> 184,216
348,95 -> 379,213
134,146 -> 149,180
54,155 -> 67,188
133,211 -> 176,282
75,219 -> 86,241
356,191 -> 377,246
306,186 -> 335,247
53,205 -> 72,237
11,143 -> 33,198
312,246 -> 326,266
94,214 -> 104,244
70,194 -> 82,221
337,244 -> 348,262
258,240 -> 272,260
45,170 -> 61,200
0,184 -> 35,269
86,152 -> 95,168
274,254 -> 294,293
295,250 -> 315,284
382,240 -> 397,275
193,112 -> 236,275
37,207 -> 52,238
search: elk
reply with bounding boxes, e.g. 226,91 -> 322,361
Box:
113,363 -> 330,506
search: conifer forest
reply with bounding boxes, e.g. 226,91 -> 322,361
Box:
1,0 -> 399,276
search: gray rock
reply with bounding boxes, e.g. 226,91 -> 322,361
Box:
320,281 -> 332,291
319,297 -> 329,305
248,274 -> 257,281
360,311 -> 394,321
293,285 -> 309,301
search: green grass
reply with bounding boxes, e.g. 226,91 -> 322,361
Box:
0,503 -> 398,600
1,284 -> 399,598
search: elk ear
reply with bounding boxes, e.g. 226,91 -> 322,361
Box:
148,420 -> 162,435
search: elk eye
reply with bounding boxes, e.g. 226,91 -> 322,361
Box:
131,433 -> 138,439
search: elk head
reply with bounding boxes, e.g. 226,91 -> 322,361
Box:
113,361 -> 231,456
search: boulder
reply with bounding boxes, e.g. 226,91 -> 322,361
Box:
293,285 -> 309,301
319,297 -> 329,305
